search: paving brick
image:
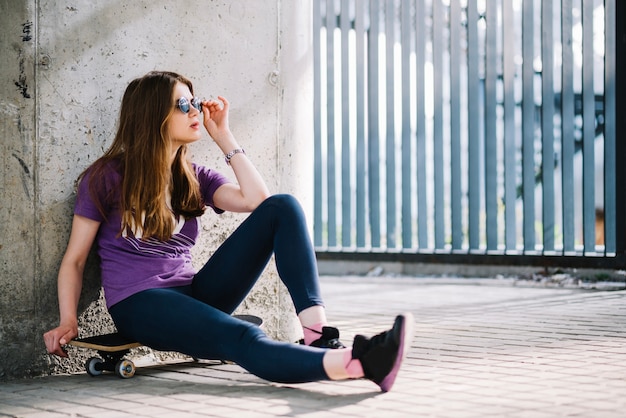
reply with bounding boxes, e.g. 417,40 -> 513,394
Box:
2,278 -> 626,417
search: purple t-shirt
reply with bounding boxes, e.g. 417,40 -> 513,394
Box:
74,160 -> 229,308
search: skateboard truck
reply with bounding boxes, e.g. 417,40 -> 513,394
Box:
86,350 -> 136,378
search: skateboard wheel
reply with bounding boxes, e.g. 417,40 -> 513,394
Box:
115,359 -> 136,378
86,357 -> 104,376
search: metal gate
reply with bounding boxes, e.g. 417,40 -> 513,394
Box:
313,0 -> 625,268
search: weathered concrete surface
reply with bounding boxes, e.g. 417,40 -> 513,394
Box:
0,1 -> 39,380
0,0 -> 312,379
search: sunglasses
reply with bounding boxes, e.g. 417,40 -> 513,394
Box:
175,97 -> 202,114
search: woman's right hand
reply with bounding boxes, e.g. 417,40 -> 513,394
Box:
43,323 -> 77,358
43,215 -> 100,358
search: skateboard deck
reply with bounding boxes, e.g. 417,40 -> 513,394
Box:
69,333 -> 142,352
68,314 -> 262,378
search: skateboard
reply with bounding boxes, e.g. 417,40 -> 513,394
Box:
68,314 -> 263,378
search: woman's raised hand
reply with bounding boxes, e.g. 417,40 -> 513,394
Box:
202,96 -> 231,143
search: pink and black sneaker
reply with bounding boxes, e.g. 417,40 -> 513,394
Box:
309,326 -> 346,349
351,312 -> 414,392
299,326 -> 346,349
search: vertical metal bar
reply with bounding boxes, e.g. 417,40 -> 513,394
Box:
355,0 -> 367,248
502,0 -> 517,251
385,0 -> 397,248
616,0 -> 626,258
326,0 -> 337,248
467,0 -> 480,250
368,0 -> 381,248
313,0 -> 323,247
542,0 -> 555,251
561,0 -> 575,253
432,0 -> 444,249
604,0 -> 616,254
449,0 -> 463,250
340,0 -> 352,248
582,0 -> 595,252
401,0 -> 413,249
484,0 -> 498,251
415,0 -> 428,249
522,0 -> 535,251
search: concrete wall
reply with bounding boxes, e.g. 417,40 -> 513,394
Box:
0,0 -> 313,379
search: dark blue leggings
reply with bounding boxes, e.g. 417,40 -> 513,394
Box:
108,194 -> 329,383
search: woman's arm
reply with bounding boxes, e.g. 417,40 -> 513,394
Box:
202,96 -> 271,213
43,214 -> 101,357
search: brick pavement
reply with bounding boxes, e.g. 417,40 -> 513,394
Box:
1,276 -> 625,417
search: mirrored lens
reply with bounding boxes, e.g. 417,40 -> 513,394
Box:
177,97 -> 191,113
190,97 -> 202,112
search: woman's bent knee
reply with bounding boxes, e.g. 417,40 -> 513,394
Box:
264,194 -> 299,209
257,194 -> 302,219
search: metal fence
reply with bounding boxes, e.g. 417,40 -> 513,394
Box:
313,0 -> 624,268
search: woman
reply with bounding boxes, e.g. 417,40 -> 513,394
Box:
43,71 -> 413,392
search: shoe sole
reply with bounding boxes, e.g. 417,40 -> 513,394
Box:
378,312 -> 414,392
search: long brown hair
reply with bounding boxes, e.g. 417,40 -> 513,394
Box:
83,71 -> 205,240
